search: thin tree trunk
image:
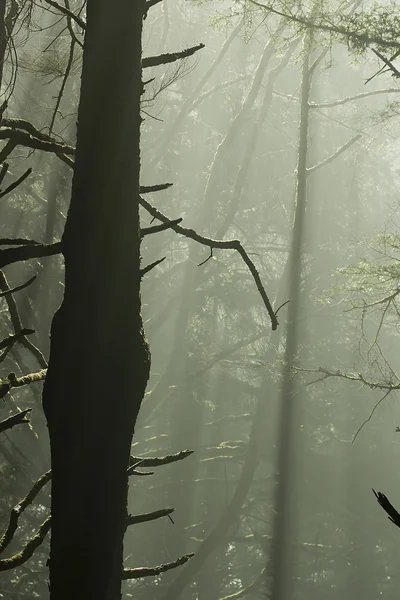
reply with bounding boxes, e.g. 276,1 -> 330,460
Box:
42,2 -> 150,599
269,45 -> 311,600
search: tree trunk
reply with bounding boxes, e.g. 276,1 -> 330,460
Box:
42,2 -> 150,599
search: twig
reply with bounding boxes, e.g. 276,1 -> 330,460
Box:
352,390 -> 391,443
49,36 -> 76,135
274,299 -> 290,315
198,249 -> 213,266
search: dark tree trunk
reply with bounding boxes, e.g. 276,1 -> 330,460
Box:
42,2 -> 150,599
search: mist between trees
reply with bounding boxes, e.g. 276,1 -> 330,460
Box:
1,0 -> 400,599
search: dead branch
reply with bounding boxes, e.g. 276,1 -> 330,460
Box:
373,489 -> 400,528
307,135 -> 361,174
140,183 -> 173,194
0,241 -> 61,269
0,408 -> 31,435
122,553 -> 194,580
141,219 -> 182,237
0,329 -> 35,365
140,257 -> 166,277
130,449 -> 194,468
0,516 -> 51,571
0,140 -> 16,164
0,270 -> 47,368
0,470 -> 51,554
139,196 -> 278,329
0,167 -> 32,198
42,0 -> 86,30
0,275 -> 36,297
0,126 -> 74,159
142,44 -> 205,68
127,468 -> 154,476
0,328 -> 34,350
371,48 -> 400,78
0,238 -> 40,245
127,508 -> 174,526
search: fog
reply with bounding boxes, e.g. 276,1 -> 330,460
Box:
1,1 -> 400,599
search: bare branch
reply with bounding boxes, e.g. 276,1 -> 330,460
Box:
142,44 -> 205,68
140,257 -> 166,277
0,168 -> 32,199
0,328 -> 34,350
297,365 -> 400,391
371,48 -> 400,78
0,470 -> 51,554
1,514 -> 47,569
307,135 -> 361,175
141,219 -> 182,237
0,238 -> 40,245
0,241 -> 61,269
122,553 -> 194,580
127,468 -> 154,476
127,508 -> 174,526
0,270 -> 47,368
0,275 -> 36,297
42,0 -> 86,30
310,88 -> 400,108
0,516 -> 51,570
0,408 -> 31,434
373,489 -> 400,528
140,183 -> 173,194
130,449 -> 194,468
0,125 -> 75,157
139,196 -> 278,329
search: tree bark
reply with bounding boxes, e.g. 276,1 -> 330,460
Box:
42,1 -> 150,599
